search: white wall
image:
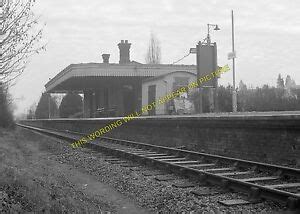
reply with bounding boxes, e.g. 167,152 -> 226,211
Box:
142,72 -> 197,115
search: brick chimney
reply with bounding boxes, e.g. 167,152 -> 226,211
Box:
102,54 -> 110,63
118,40 -> 131,64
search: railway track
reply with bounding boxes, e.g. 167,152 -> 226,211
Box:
17,123 -> 300,210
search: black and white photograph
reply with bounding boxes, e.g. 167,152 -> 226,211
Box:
0,0 -> 299,213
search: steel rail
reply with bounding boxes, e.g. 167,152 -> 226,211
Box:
17,124 -> 300,209
98,135 -> 300,178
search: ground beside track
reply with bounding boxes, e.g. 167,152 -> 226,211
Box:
0,127 -> 150,213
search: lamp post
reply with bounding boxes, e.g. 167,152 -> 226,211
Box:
190,23 -> 220,114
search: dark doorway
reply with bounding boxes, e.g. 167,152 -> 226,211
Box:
123,85 -> 135,115
148,85 -> 156,116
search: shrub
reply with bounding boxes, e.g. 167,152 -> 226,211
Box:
0,84 -> 14,128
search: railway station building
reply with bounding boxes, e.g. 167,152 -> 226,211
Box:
45,40 -> 196,117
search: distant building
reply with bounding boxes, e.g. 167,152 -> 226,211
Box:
142,71 -> 197,115
45,40 -> 196,118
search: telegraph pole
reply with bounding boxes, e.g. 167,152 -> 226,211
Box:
231,10 -> 237,112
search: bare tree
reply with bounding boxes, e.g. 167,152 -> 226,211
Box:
0,0 -> 45,85
145,33 -> 161,64
276,74 -> 284,89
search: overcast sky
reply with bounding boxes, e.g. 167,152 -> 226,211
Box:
10,0 -> 300,115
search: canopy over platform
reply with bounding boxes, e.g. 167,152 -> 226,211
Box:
45,63 -> 196,93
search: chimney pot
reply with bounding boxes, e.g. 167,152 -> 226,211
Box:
102,54 -> 110,63
118,40 -> 131,64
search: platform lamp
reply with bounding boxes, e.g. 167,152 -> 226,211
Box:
206,24 -> 220,45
